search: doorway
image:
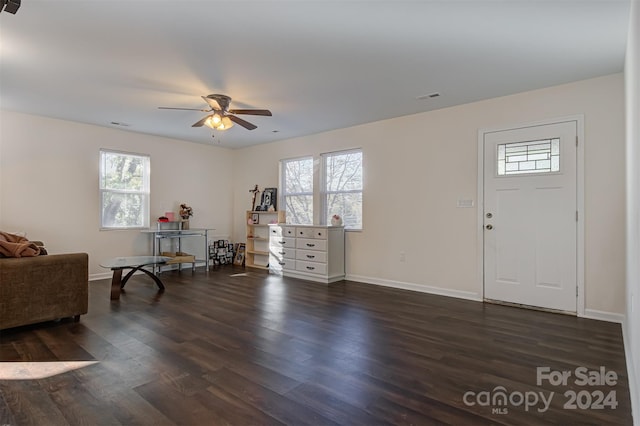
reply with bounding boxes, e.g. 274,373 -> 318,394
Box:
480,119 -> 582,313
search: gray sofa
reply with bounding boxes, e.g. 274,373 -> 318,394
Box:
0,251 -> 89,330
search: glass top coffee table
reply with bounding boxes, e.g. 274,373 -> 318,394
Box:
100,256 -> 172,300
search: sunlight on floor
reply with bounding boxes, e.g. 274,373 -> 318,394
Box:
0,361 -> 99,380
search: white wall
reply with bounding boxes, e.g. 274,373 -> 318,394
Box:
0,75 -> 627,318
0,111 -> 234,278
232,73 -> 626,315
625,0 -> 640,421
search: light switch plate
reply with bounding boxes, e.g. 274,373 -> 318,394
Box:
457,199 -> 474,208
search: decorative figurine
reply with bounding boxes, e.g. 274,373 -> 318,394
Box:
249,184 -> 260,211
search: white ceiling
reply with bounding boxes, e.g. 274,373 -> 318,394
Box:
0,0 -> 630,149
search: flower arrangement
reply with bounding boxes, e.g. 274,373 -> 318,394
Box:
331,214 -> 343,226
179,203 -> 193,220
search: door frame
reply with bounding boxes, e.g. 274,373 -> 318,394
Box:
476,115 -> 585,316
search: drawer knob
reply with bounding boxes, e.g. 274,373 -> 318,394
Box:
279,251 -> 285,255
306,255 -> 315,259
279,241 -> 286,244
306,266 -> 315,270
306,243 -> 315,247
279,262 -> 285,265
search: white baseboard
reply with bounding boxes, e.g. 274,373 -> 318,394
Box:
582,308 -> 626,324
90,272 -> 112,281
345,274 -> 482,302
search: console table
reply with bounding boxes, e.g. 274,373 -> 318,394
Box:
141,227 -> 213,272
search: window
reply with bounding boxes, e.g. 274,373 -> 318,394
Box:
100,149 -> 150,229
322,150 -> 363,230
280,149 -> 363,230
497,138 -> 560,176
281,157 -> 314,225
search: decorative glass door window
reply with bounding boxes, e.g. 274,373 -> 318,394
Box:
497,138 -> 560,176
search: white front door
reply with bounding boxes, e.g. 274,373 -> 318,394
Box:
483,121 -> 577,312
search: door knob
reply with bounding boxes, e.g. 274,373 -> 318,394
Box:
486,224 -> 493,230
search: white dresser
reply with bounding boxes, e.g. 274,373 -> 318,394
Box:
269,225 -> 345,283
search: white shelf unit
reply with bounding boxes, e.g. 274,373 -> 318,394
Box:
269,224 -> 345,283
245,210 -> 284,270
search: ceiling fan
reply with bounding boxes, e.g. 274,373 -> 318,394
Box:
159,94 -> 272,132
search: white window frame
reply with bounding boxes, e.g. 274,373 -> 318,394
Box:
99,149 -> 150,230
280,149 -> 363,231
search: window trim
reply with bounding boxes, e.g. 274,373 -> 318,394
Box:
320,149 -> 363,230
280,148 -> 363,231
99,149 -> 150,230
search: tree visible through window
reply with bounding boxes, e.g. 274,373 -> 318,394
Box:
281,157 -> 314,225
100,150 -> 150,229
323,150 -> 363,230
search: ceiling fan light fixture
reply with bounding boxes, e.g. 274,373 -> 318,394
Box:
220,116 -> 234,130
205,114 -> 234,130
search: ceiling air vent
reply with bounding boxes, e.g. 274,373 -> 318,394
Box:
416,92 -> 441,100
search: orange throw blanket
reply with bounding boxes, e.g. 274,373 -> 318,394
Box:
0,231 -> 41,258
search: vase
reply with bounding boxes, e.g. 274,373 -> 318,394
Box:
181,220 -> 189,230
331,216 -> 343,226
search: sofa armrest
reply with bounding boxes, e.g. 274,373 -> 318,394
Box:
0,253 -> 89,329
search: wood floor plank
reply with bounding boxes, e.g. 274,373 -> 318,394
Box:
0,380 -> 69,426
206,367 -> 339,426
286,381 -> 395,426
0,266 -> 633,425
107,390 -> 176,426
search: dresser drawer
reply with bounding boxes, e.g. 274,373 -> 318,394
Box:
269,226 -> 282,238
296,238 -> 327,251
271,247 -> 295,260
270,255 -> 296,271
270,237 -> 296,248
296,260 -> 327,275
296,249 -> 327,263
282,226 -> 296,237
282,259 -> 296,271
296,227 -> 327,239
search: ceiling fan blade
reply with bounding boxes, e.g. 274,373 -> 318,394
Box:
202,96 -> 222,111
228,114 -> 257,130
229,109 -> 272,116
159,107 -> 210,111
192,115 -> 211,127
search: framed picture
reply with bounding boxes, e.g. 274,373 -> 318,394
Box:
260,187 -> 278,211
251,213 -> 259,224
233,243 -> 246,266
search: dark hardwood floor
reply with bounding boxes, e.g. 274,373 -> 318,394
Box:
0,266 -> 633,425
